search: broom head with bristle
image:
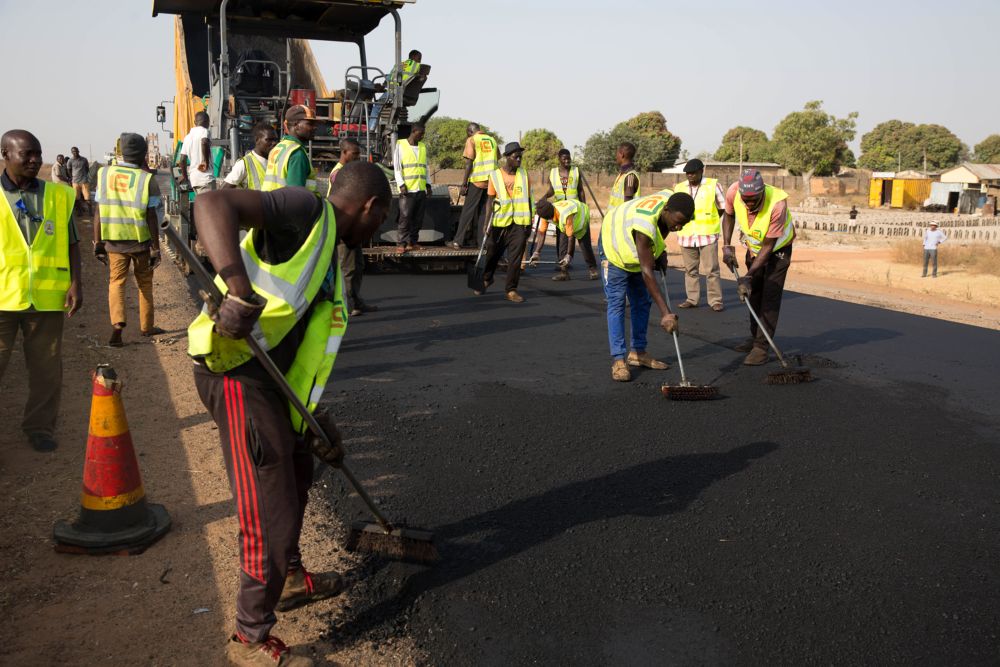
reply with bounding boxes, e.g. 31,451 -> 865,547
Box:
661,384 -> 721,401
345,521 -> 439,564
765,368 -> 814,385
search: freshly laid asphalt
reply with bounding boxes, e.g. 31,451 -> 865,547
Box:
318,255 -> 1000,665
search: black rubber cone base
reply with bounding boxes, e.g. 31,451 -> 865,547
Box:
53,504 -> 171,555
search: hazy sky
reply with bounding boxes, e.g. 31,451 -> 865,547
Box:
2,0 -> 997,162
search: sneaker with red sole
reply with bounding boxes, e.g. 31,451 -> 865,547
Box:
276,567 -> 344,612
225,634 -> 313,666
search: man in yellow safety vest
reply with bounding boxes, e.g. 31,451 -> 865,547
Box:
0,129 -> 83,452
608,142 -> 640,210
534,198 -> 599,281
721,168 -> 796,365
539,148 -> 584,203
672,158 -> 727,312
448,122 -> 498,249
222,123 -> 278,191
263,105 -> 318,194
393,122 -> 432,252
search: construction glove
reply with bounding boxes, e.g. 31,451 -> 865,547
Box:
212,291 -> 266,339
93,242 -> 108,266
736,277 -> 751,302
309,409 -> 344,468
722,245 -> 738,273
660,313 -> 679,334
148,249 -> 161,270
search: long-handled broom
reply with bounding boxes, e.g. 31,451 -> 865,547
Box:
732,267 -> 813,385
163,218 -> 437,564
657,270 -> 720,400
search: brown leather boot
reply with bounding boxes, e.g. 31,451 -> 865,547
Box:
743,347 -> 769,365
225,634 -> 313,666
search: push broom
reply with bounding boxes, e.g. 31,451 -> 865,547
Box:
162,218 -> 438,564
657,270 -> 720,400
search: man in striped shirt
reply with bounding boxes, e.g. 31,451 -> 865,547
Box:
672,159 -> 726,311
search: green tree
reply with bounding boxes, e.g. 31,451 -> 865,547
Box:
858,119 -> 914,171
424,117 -> 502,169
974,134 -> 1000,163
770,100 -> 857,182
580,111 -> 682,173
714,126 -> 772,162
898,124 -> 966,171
520,128 -> 564,170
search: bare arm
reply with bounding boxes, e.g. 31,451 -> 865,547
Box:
624,174 -> 638,203
192,190 -> 267,298
92,207 -> 102,244
460,156 -> 474,194
199,138 -> 211,171
177,154 -> 189,182
722,212 -> 735,245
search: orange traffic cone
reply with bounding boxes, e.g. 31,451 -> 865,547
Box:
54,365 -> 171,555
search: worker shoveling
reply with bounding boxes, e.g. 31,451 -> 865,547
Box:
658,270 -> 720,401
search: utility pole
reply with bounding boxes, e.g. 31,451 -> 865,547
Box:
923,147 -> 927,175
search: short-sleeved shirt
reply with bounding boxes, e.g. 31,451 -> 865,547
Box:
67,156 -> 89,183
101,162 -> 163,254
223,151 -> 267,188
486,169 -> 517,198
2,170 -> 80,245
278,135 -> 313,188
463,136 -> 489,190
725,181 -> 787,239
180,126 -> 215,188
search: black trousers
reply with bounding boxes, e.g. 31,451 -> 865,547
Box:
194,370 -> 314,642
746,245 -> 793,349
452,185 -> 489,247
397,190 -> 426,246
482,224 -> 531,292
337,241 -> 364,310
556,229 -> 598,270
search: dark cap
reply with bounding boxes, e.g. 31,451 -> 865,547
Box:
119,132 -> 147,160
738,168 -> 765,196
503,141 -> 524,156
285,104 -> 316,123
683,158 -> 704,174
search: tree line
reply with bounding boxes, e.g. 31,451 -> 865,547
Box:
425,102 -> 1000,177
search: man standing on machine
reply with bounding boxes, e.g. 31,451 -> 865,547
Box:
393,122 -> 432,253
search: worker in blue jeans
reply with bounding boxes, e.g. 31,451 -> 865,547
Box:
601,191 -> 694,382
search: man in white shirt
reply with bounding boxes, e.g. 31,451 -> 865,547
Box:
923,221 -> 946,278
221,124 -> 277,191
177,112 -> 215,193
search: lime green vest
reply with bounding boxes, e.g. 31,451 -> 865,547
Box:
97,165 -> 152,242
608,168 -> 641,210
673,178 -> 721,238
243,152 -> 266,191
187,202 -> 347,432
470,133 -> 498,183
263,138 -> 317,194
390,59 -> 420,90
601,193 -> 669,272
490,168 -> 533,227
396,140 -> 428,191
553,199 -> 590,240
0,181 -> 74,311
326,162 -> 343,199
734,185 -> 794,254
549,166 -> 580,201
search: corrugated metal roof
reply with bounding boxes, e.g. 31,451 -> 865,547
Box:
962,162 -> 1000,180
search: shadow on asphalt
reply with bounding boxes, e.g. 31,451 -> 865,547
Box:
334,441 -> 778,643
333,356 -> 455,381
780,327 -> 900,354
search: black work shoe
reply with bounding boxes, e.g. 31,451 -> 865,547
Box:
27,432 -> 58,453
108,328 -> 124,347
356,301 -> 378,313
446,241 -> 462,250
141,327 -> 166,337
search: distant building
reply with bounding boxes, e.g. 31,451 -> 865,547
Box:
868,172 -> 932,210
937,163 -> 1000,213
664,159 -> 783,182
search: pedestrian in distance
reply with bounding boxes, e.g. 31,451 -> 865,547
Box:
672,158 -> 727,312
849,205 -> 859,220
721,169 -> 797,366
187,161 -> 392,667
448,122 -> 499,249
601,191 -> 694,382
67,146 -> 91,214
51,154 -> 70,185
331,138 -> 377,316
393,121 -> 432,253
93,133 -> 165,347
177,111 -> 215,193
534,198 -> 599,281
0,129 -> 83,452
222,123 -> 278,191
264,105 -> 319,194
922,221 -> 946,278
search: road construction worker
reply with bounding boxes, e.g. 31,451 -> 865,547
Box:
393,121 -> 432,253
534,199 -> 599,281
608,142 -> 640,211
93,133 -> 165,348
223,123 -> 278,191
370,49 -> 428,132
330,139 -> 375,316
188,162 -> 391,667
177,111 -> 215,194
672,158 -> 727,312
601,191 -> 693,382
539,148 -> 585,203
721,168 -> 796,366
448,122 -> 499,249
0,129 -> 83,453
264,105 -> 318,194
474,142 -> 534,303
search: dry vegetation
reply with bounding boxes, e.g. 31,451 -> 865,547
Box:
891,240 -> 1000,277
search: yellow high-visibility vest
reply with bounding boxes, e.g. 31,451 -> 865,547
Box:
600,193 -> 669,272
552,199 -> 590,240
242,151 -> 266,191
734,184 -> 794,254
396,139 -> 428,191
608,168 -> 641,210
673,178 -> 721,238
469,133 -> 498,183
187,201 -> 347,433
0,181 -> 74,311
549,166 -> 580,201
263,138 -> 317,194
96,165 -> 152,242
326,162 -> 343,199
389,59 -> 420,90
489,168 -> 533,227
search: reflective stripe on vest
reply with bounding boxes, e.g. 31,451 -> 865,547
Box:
97,165 -> 151,242
549,166 -> 580,201
263,138 -> 318,193
489,168 -> 533,227
396,140 -> 427,191
734,185 -> 794,254
608,169 -> 641,210
243,152 -> 266,191
326,162 -> 343,199
0,181 -> 74,311
553,199 -> 590,239
389,59 -> 420,90
600,194 -> 668,273
470,133 -> 498,183
673,178 -> 721,238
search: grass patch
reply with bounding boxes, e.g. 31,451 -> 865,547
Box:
891,240 -> 1000,277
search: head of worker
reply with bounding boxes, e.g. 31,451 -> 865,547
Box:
118,132 -> 148,166
502,142 -> 523,171
252,123 -> 278,158
466,122 -> 480,138
737,168 -> 767,213
408,49 -> 422,64
683,158 -> 705,187
658,192 -> 695,235
408,122 -> 425,144
930,221 -> 939,229
56,153 -> 65,164
615,142 -> 636,167
329,161 -> 392,248
558,148 -> 572,170
536,199 -> 555,221
339,138 -> 361,164
194,111 -> 210,129
284,104 -> 316,143
70,146 -> 80,159
1,130 -> 43,182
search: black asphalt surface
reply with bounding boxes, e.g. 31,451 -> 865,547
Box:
319,257 -> 1000,665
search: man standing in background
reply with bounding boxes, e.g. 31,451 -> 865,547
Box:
67,146 -> 91,213
394,122 -> 431,253
608,142 -> 640,211
222,123 -> 277,191
177,111 -> 215,194
51,154 -> 70,185
672,158 -> 726,312
539,148 -> 584,204
448,122 -> 498,249
264,105 -> 318,194
923,221 -> 946,278
331,138 -> 376,316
